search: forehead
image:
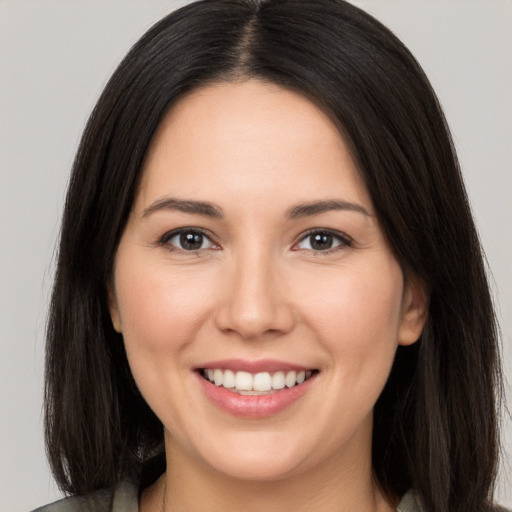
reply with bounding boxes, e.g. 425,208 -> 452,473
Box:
136,80 -> 372,213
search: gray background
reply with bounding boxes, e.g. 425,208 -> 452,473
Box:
1,1 -> 511,510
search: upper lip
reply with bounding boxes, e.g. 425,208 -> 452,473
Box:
195,359 -> 315,373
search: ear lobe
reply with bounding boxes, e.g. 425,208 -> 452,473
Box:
398,275 -> 428,346
107,283 -> 122,333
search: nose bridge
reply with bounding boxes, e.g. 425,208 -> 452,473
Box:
215,243 -> 294,339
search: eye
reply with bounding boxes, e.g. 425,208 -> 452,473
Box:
295,230 -> 351,253
160,229 -> 217,252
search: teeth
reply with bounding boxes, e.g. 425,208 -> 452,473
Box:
202,368 -> 315,393
235,371 -> 253,391
213,369 -> 223,386
285,371 -> 296,388
253,372 -> 272,392
272,371 -> 285,390
223,369 -> 235,388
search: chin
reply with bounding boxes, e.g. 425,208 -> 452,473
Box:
206,451 -> 306,482
187,429 -> 312,482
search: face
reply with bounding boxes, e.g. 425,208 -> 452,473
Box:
109,80 -> 426,483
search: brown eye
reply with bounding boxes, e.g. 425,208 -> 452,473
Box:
309,233 -> 334,251
163,229 -> 216,251
179,232 -> 206,250
296,230 -> 351,252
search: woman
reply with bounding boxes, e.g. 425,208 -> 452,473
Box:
36,1 -> 506,511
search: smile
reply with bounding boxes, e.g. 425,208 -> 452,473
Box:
196,363 -> 319,419
200,368 -> 315,395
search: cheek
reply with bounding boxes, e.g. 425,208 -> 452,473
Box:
115,259 -> 216,353
297,260 -> 404,364
112,254 -> 219,428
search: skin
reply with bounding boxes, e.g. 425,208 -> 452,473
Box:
109,80 -> 428,512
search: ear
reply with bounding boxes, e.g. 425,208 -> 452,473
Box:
107,282 -> 122,333
398,275 -> 428,346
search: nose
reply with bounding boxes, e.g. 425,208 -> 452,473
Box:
214,252 -> 295,340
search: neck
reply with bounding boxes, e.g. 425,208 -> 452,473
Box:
141,434 -> 396,512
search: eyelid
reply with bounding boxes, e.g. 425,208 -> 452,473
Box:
292,228 -> 353,253
157,227 -> 220,251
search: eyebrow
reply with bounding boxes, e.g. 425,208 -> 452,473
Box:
142,197 -> 371,220
286,200 -> 371,219
142,197 -> 224,219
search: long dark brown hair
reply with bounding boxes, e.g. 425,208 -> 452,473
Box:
45,1 -> 502,511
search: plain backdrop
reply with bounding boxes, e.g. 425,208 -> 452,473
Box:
1,1 -> 511,510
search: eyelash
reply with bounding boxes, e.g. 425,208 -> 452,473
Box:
293,229 -> 353,255
157,228 -> 218,253
157,228 -> 352,254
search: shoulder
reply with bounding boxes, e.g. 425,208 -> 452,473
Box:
30,489 -> 112,512
396,490 -> 511,512
396,490 -> 423,512
31,481 -> 138,512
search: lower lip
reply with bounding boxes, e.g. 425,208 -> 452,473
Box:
196,372 -> 316,419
